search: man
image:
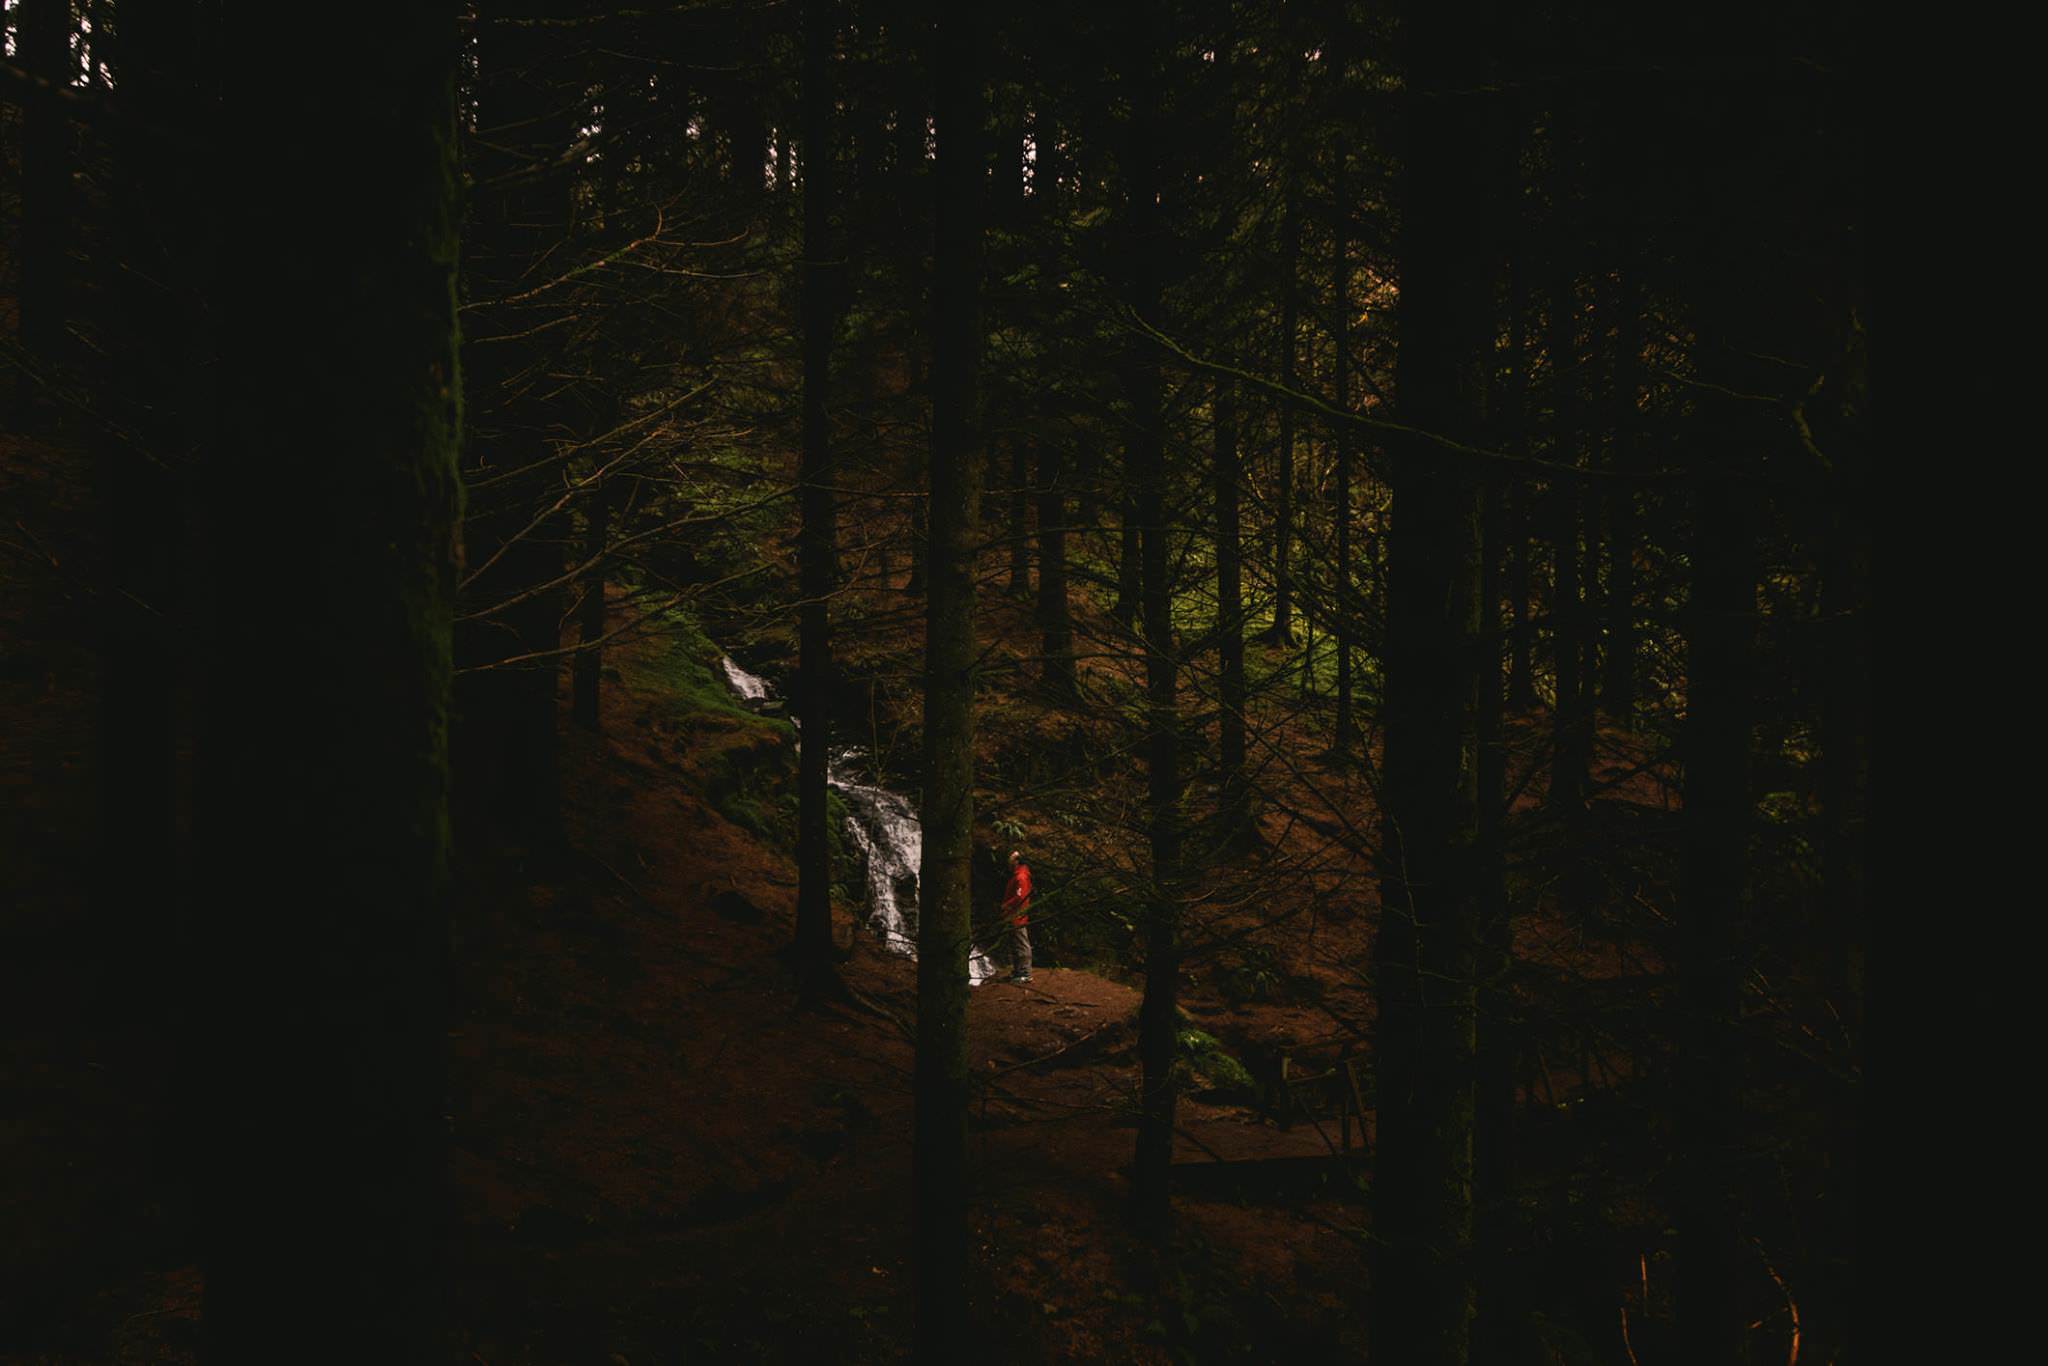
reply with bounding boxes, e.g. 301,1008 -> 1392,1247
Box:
999,849 -> 1032,984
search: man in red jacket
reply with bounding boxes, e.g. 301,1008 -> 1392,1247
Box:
1000,849 -> 1032,984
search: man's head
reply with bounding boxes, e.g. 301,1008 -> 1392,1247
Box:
1008,849 -> 1022,868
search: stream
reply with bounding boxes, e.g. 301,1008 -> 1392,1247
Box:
720,657 -> 997,986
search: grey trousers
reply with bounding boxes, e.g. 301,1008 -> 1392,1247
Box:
1008,921 -> 1032,978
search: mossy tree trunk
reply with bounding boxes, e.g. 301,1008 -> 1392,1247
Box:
197,4 -> 462,1357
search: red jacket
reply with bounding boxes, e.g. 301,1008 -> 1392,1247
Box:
1000,863 -> 1032,925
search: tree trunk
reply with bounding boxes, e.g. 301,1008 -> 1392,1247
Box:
1579,472 -> 1602,731
1263,172 -> 1302,646
1036,436 -> 1075,699
1472,469 -> 1516,1363
1818,389 -> 1867,1026
1034,114 -> 1076,700
1505,499 -> 1535,709
1331,111 -> 1357,759
1813,320 -> 1867,1363
895,33 -> 931,603
1504,258 -> 1538,710
1674,359 -> 1758,1366
17,0 -> 73,403
1373,2 -> 1492,1357
1601,266 -> 1641,721
1215,371 -> 1249,841
1114,492 -> 1141,631
907,473 -> 929,594
1076,436 -> 1103,530
1126,3 -> 1182,1237
719,25 -> 768,204
794,0 -> 843,995
1544,261 -> 1584,814
1579,446 -> 1602,741
198,6 -> 461,1356
1473,138 -> 1522,1366
1008,437 -> 1031,595
100,0 -> 196,981
1667,17 -> 1792,1349
915,3 -> 982,1356
1300,562 -> 1317,701
457,3 -> 573,849
570,461 -> 610,732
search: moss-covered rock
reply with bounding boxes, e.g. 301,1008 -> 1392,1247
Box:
1175,1027 -> 1255,1099
621,606 -> 799,849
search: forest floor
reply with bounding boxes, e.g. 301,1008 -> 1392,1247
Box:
425,567 -> 1670,1364
1,419 -> 1674,1363
438,595 -> 1384,1365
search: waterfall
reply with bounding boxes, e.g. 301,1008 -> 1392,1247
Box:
719,655 -> 771,703
718,657 -> 997,985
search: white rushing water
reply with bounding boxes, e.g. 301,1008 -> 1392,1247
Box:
718,657 -> 996,986
719,655 -> 771,703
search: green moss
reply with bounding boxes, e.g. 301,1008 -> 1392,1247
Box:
620,604 -> 787,731
1175,1027 -> 1254,1094
826,787 -> 853,898
619,604 -> 801,850
699,729 -> 794,845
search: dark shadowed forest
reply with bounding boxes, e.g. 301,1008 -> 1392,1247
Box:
1,1 -> 1865,1362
